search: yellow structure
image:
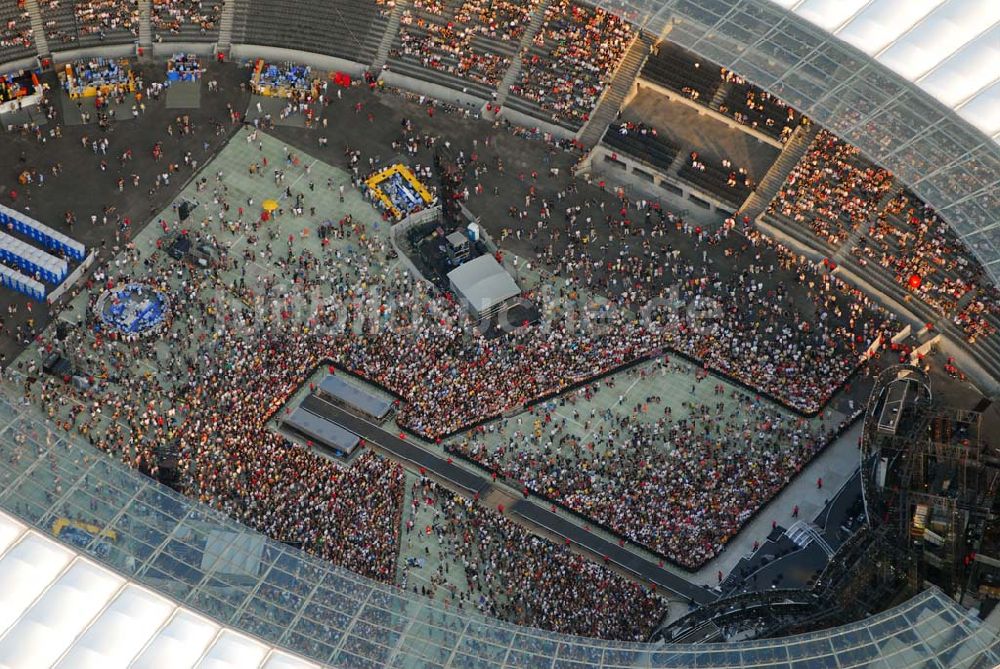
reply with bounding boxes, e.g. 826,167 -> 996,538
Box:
251,59 -> 318,99
364,164 -> 434,221
63,60 -> 135,99
51,517 -> 118,543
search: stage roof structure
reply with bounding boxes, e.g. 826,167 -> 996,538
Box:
447,254 -> 520,318
317,375 -> 393,421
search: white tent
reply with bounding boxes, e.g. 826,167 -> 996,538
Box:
447,254 -> 521,319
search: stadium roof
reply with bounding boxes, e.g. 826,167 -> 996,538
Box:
601,0 -> 1000,285
1,395 -> 1000,667
0,512 -> 318,669
769,0 -> 1000,140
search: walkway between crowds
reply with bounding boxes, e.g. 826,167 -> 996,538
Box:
319,400 -> 718,605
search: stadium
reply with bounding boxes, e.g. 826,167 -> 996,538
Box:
0,0 -> 997,666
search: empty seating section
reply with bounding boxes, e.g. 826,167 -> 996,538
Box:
767,129 -> 892,249
506,0 -> 632,130
853,190 -> 1000,343
677,152 -> 752,208
0,0 -> 34,60
639,41 -> 802,143
718,69 -> 799,142
0,230 -> 68,284
603,121 -> 678,172
152,0 -> 221,42
639,39 -> 718,103
0,204 -> 86,261
243,0 -> 383,68
40,0 -> 79,47
389,0 -> 536,99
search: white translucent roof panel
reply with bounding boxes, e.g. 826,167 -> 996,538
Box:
129,611 -> 221,669
919,25 -> 1000,107
0,560 -> 124,669
956,80 -> 1000,137
194,630 -> 269,669
794,0 -> 872,32
262,652 -> 321,669
772,0 -> 1000,145
835,0 -> 946,55
875,0 -> 1000,80
0,510 -> 324,669
53,584 -> 174,669
0,534 -> 74,637
0,514 -> 23,555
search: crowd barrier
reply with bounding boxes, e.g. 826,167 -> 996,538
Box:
321,351 -> 866,573
0,204 -> 86,261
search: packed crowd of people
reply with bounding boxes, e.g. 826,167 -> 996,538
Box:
401,477 -> 667,639
455,0 -> 538,42
0,3 -> 33,53
3,65 -> 905,637
152,0 -> 220,39
27,257 -> 408,582
769,129 -> 894,247
509,0 -> 633,125
854,189 -> 1000,343
445,359 -> 847,569
394,0 -> 543,90
395,17 -> 510,89
75,0 -> 139,38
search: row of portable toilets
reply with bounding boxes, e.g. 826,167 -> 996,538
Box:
0,204 -> 86,300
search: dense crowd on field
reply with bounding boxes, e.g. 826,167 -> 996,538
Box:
6,70 -> 904,638
769,129 -> 893,247
445,359 -> 846,569
26,269 -> 408,581
401,478 -> 667,639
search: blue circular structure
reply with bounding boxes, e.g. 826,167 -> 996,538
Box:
95,282 -> 171,337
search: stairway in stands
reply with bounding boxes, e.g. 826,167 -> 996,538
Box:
576,32 -> 653,148
138,0 -> 152,50
216,0 -> 238,53
371,0 -> 411,74
710,78 -> 732,109
492,0 -> 551,110
738,121 -> 819,219
22,0 -> 49,57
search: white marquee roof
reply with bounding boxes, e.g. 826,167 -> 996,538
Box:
768,0 -> 1000,141
0,511 -> 322,669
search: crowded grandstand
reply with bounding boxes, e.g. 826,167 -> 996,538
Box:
0,0 -> 997,667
